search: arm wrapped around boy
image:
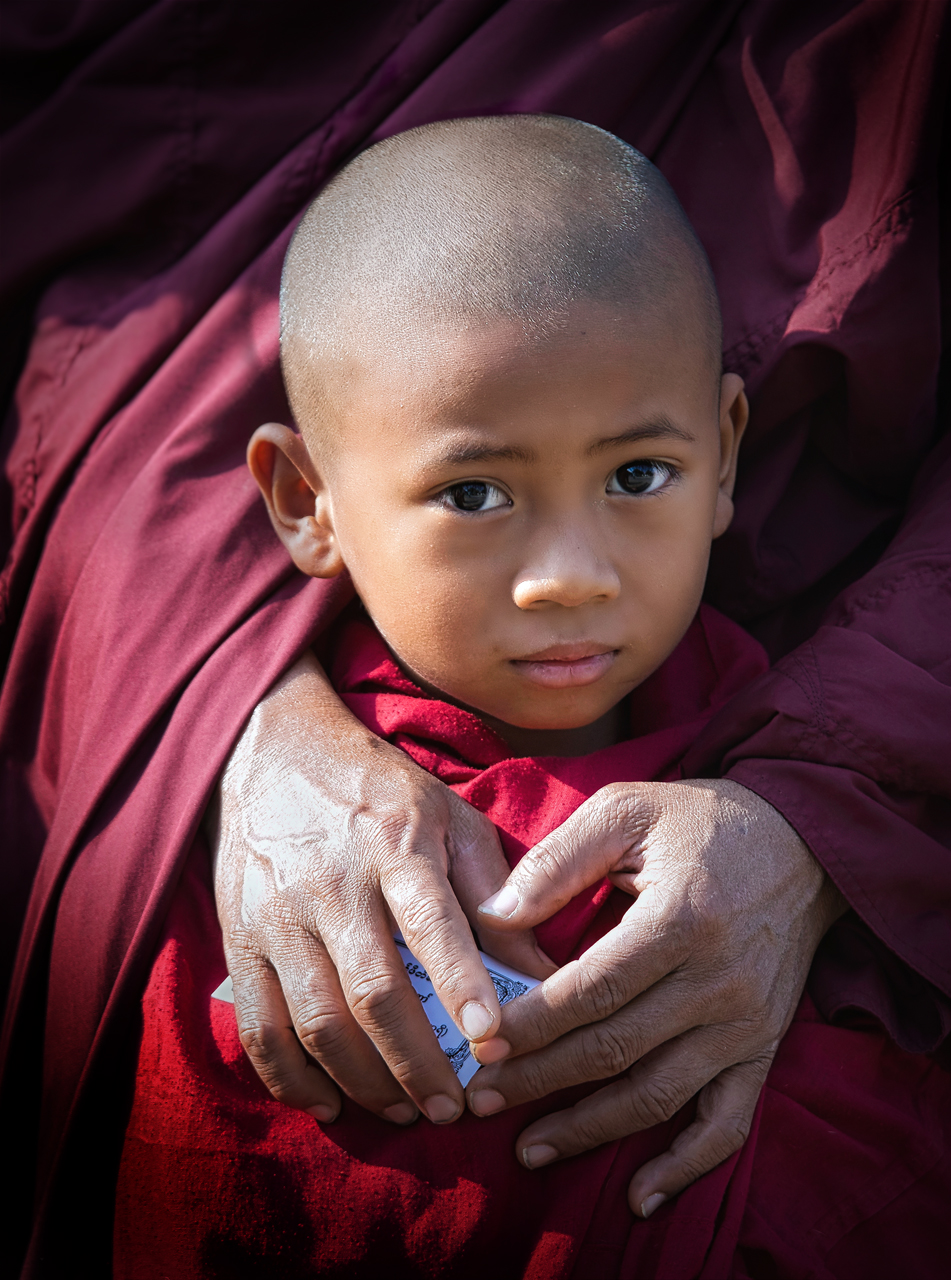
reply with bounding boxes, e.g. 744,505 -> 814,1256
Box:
1,2 -> 948,1277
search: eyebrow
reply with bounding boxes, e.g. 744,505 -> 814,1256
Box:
436,441 -> 540,466
586,418 -> 696,455
434,417 -> 696,468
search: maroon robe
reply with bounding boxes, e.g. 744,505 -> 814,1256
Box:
2,2 -> 949,1274
111,615 -> 949,1278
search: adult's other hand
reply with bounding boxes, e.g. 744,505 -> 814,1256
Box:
210,650 -> 554,1129
466,779 -> 846,1217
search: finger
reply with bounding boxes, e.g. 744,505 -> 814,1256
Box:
482,906 -> 687,1062
476,783 -> 653,930
500,1026 -> 756,1168
468,970 -> 707,1104
319,898 -> 469,1123
383,844 -> 510,1045
270,933 -> 421,1124
445,797 -> 558,981
227,950 -> 344,1122
626,1053 -> 773,1218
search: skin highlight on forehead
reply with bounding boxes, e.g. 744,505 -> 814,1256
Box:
279,114 -> 722,448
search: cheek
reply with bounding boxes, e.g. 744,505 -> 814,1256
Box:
335,511 -> 498,676
367,582 -> 494,694
619,497 -> 714,629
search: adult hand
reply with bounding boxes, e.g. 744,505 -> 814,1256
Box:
210,649 -> 554,1128
465,779 -> 846,1217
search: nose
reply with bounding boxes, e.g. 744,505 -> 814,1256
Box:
512,532 -> 620,610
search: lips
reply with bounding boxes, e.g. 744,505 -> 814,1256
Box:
510,645 -> 618,689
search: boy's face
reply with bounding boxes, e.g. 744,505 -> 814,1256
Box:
258,305 -> 745,736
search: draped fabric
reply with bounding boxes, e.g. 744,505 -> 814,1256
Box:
1,2 -> 949,1274
112,614 -> 949,1279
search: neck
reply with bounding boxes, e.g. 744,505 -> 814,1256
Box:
481,700 -> 628,758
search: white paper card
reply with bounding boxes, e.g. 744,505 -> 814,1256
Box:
211,940 -> 539,1087
211,975 -> 235,1002
394,938 -> 540,1086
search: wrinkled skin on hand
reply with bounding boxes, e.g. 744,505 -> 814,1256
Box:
211,659 -> 843,1207
465,778 -> 846,1216
210,651 -> 554,1129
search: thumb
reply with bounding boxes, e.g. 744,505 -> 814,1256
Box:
476,782 -> 656,930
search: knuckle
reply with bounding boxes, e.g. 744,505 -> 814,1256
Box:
596,781 -> 635,811
744,1000 -> 775,1033
727,1004 -> 782,1050
236,1024 -> 307,1107
582,1024 -> 635,1079
750,1047 -> 779,1076
701,960 -> 772,1028
597,782 -> 650,842
295,1007 -> 355,1063
220,939 -> 261,978
347,971 -> 404,1026
507,1050 -> 562,1101
630,1073 -> 687,1127
237,1018 -> 284,1065
600,781 -> 638,821
396,894 -> 454,945
566,1109 -> 616,1153
448,796 -> 494,853
712,1111 -> 751,1153
524,835 -> 578,892
371,797 -> 448,858
571,963 -> 629,1023
675,1151 -> 721,1184
265,1075 -> 306,1108
311,857 -> 350,901
678,1119 -> 748,1183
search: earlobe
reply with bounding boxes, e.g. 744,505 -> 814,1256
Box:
247,423 -> 345,578
712,491 -> 735,539
712,373 -> 748,538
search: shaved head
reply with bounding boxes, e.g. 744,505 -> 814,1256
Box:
281,115 -> 721,441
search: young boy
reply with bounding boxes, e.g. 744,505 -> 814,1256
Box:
113,117 -> 925,1277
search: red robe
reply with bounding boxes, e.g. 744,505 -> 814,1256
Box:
2,2 -> 949,1274
113,612 -> 950,1278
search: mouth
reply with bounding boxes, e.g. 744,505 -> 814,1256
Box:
510,644 -> 619,690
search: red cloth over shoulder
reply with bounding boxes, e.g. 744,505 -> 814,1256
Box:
113,610 -> 949,1279
334,606 -> 767,965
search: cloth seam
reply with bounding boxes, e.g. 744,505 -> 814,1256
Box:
723,187 -> 917,370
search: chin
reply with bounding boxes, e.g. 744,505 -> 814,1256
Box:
521,715 -> 602,731
493,702 -> 614,732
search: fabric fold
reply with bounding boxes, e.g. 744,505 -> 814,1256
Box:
2,2 -> 949,1273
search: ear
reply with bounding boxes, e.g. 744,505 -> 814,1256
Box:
247,422 -> 345,578
712,372 -> 749,538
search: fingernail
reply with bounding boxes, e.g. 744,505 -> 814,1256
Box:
383,1102 -> 418,1125
461,1001 -> 495,1040
306,1104 -> 337,1123
640,1193 -> 667,1219
472,1037 -> 510,1065
522,1143 -> 558,1169
478,886 -> 520,919
469,1088 -> 506,1116
423,1094 -> 460,1124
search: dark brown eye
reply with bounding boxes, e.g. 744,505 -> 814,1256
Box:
608,461 -> 670,495
450,482 -> 489,510
443,481 -> 509,512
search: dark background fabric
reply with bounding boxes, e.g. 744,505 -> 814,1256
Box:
1,2 -> 949,1274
